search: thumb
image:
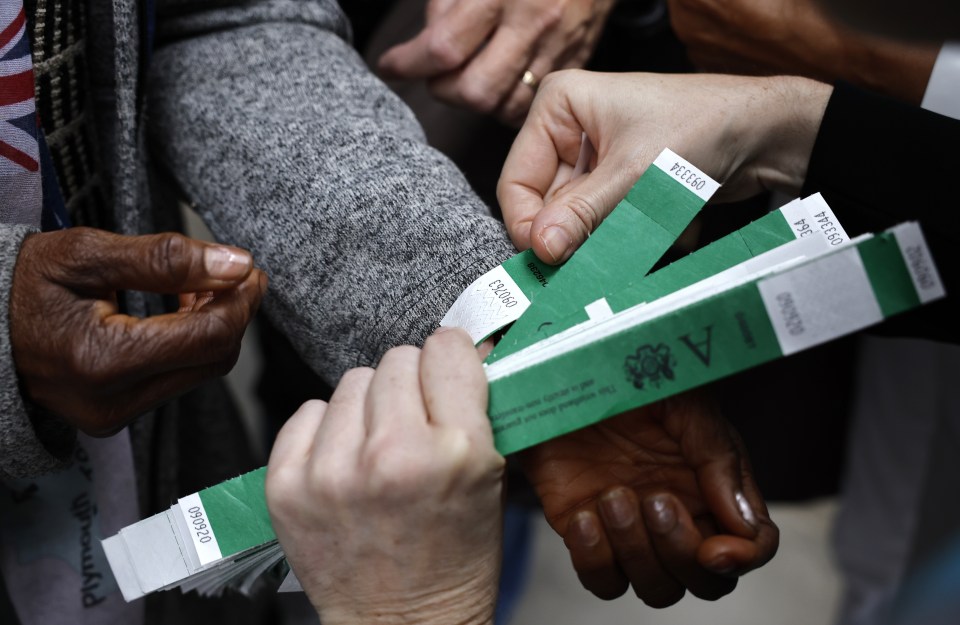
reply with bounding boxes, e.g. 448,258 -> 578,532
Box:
528,159 -> 637,264
52,228 -> 254,293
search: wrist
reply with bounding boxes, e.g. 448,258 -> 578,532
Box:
744,76 -> 832,197
311,568 -> 499,625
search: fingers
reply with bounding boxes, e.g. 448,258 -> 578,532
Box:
563,509 -> 629,600
497,91 -> 585,250
527,158 -> 638,264
642,493 -> 739,601
495,54 -> 554,126
97,268 -> 266,380
47,228 -> 254,294
364,345 -> 429,438
270,400 -> 329,471
663,394 -> 779,575
427,18 -> 540,115
312,367 -> 374,463
420,328 -> 489,437
377,1 -> 500,80
597,488 -> 686,607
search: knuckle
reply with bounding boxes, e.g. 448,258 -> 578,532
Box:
541,68 -> 575,92
154,232 -> 193,285
265,467 -> 300,511
425,31 -> 465,70
459,82 -> 501,114
378,345 -> 420,368
563,193 -> 602,232
296,399 -> 327,415
534,2 -> 564,31
339,366 -> 375,389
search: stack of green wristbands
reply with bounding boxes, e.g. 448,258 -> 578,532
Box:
104,149 -> 945,600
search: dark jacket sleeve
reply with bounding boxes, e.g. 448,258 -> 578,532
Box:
801,82 -> 959,343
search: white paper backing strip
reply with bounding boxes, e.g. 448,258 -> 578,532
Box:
758,247 -> 883,356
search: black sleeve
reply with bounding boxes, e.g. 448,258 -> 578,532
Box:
801,82 -> 959,343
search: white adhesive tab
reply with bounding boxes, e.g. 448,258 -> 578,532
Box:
779,198 -> 813,240
891,222 -> 946,303
758,247 -> 883,355
178,493 -> 224,567
440,264 -> 531,344
584,298 -> 614,321
652,148 -> 720,201
802,193 -> 849,247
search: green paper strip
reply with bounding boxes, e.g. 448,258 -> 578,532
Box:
491,149 -> 718,359
485,223 -> 941,455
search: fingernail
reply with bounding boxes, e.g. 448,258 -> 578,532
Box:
571,511 -> 601,547
433,326 -> 455,334
538,226 -> 574,263
707,555 -> 736,575
643,495 -> 677,535
600,489 -> 636,530
736,491 -> 758,528
204,246 -> 252,280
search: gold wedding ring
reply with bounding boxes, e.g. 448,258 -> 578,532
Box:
521,70 -> 539,90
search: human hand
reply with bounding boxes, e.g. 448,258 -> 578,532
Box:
266,328 -> 505,625
667,0 -> 938,104
497,70 -> 832,263
520,392 -> 778,604
377,0 -> 617,124
9,228 -> 266,436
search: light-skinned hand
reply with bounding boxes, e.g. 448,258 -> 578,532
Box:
378,0 -> 617,124
266,328 -> 505,625
497,70 -> 832,263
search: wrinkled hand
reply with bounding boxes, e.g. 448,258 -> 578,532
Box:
521,392 -> 778,605
266,328 -> 505,625
497,70 -> 832,263
378,0 -> 617,124
10,228 -> 266,436
667,0 -> 937,104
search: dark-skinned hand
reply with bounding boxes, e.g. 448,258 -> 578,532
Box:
520,391 -> 778,606
9,227 -> 267,436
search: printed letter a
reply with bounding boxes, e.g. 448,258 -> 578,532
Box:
679,326 -> 713,366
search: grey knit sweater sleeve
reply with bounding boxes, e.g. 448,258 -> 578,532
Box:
148,0 -> 517,384
0,225 -> 74,480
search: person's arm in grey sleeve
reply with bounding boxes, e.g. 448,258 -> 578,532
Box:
0,225 -> 74,481
148,0 -> 517,384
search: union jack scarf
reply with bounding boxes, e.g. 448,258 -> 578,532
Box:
0,0 -> 40,228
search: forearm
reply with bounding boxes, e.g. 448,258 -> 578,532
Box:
149,0 -> 515,384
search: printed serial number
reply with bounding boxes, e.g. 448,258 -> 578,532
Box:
669,162 -> 707,191
905,245 -> 937,291
488,279 -> 518,308
776,292 -> 805,336
187,505 -> 213,544
794,212 -> 844,246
